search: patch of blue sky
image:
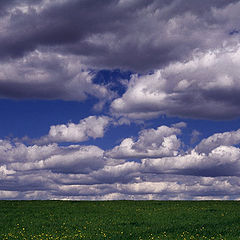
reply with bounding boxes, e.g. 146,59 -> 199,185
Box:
92,69 -> 132,96
0,98 -> 99,139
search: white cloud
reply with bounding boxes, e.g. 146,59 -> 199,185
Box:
2,124 -> 240,200
43,145 -> 104,174
142,145 -> 240,177
92,161 -> 141,183
171,122 -> 187,129
0,191 -> 18,199
111,45 -> 240,120
116,181 -> 186,195
0,140 -> 59,163
37,115 -> 111,144
0,165 -> 16,179
9,145 -> 104,174
196,128 -> 240,154
106,125 -> 181,159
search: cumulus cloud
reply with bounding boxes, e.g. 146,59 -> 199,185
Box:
0,165 -> 15,179
136,128 -> 240,178
36,115 -> 111,144
142,146 -> 240,177
0,139 -> 104,174
111,45 -> 240,120
105,125 -> 181,159
92,161 -> 141,184
0,139 -> 60,163
2,122 -> 240,199
1,135 -> 240,199
8,145 -> 104,174
196,129 -> 240,154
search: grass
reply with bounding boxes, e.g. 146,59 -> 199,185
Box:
0,200 -> 240,239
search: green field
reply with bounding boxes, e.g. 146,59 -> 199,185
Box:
1,200 -> 240,240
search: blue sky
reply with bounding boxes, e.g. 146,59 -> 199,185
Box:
1,0 -> 240,200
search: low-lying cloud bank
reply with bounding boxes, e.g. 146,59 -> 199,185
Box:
1,117 -> 240,200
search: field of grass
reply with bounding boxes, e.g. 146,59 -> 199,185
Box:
0,200 -> 240,239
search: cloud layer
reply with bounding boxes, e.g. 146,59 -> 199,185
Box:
2,118 -> 240,200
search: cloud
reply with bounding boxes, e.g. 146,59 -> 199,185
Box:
171,122 -> 187,129
2,122 -> 240,200
92,161 -> 141,184
92,173 -> 238,200
0,138 -> 104,174
0,0 -> 239,107
2,1 -> 240,200
0,191 -> 18,199
36,115 -> 111,144
0,140 -> 60,163
138,128 -> 240,178
2,171 -> 240,200
111,45 -> 240,120
0,165 -> 16,179
195,129 -> 240,154
142,145 -> 240,177
0,50 -> 110,101
190,130 -> 201,145
2,129 -> 240,199
0,0 -> 239,72
8,145 -> 104,174
106,125 -> 181,159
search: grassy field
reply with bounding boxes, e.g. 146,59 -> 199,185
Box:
0,200 -> 240,240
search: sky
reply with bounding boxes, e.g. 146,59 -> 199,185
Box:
1,0 -> 240,200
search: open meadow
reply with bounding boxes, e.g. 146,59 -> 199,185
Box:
0,200 -> 240,240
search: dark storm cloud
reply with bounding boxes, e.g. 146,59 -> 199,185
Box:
0,0 -> 240,104
0,0 -> 16,14
0,51 -> 110,100
0,0 -> 238,70
0,0 -> 40,16
0,80 -> 63,99
0,0 -> 133,59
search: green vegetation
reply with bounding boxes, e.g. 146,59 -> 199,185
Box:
0,200 -> 240,239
